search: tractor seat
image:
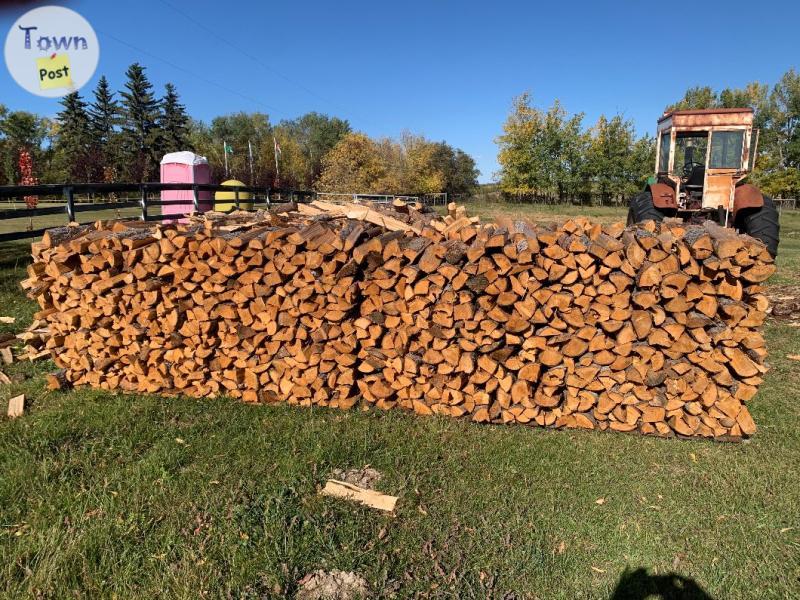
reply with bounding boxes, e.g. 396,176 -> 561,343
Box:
684,165 -> 705,190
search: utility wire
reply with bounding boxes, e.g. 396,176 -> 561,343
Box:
98,28 -> 289,117
156,0 -> 359,122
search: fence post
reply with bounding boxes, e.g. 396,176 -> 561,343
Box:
140,184 -> 148,221
234,188 -> 240,210
265,187 -> 271,208
192,184 -> 200,214
64,185 -> 75,222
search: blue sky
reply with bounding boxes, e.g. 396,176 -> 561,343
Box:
2,0 -> 798,183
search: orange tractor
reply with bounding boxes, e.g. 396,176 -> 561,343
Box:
628,108 -> 779,256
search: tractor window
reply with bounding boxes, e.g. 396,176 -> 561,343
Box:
674,133 -> 708,174
658,134 -> 670,172
710,130 -> 744,169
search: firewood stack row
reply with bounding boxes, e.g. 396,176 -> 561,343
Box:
21,200 -> 775,440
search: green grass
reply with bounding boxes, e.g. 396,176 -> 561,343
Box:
0,201 -> 145,238
459,200 -> 629,224
772,209 -> 800,285
0,202 -> 799,598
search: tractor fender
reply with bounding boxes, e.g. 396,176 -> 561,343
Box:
648,182 -> 677,210
733,184 -> 764,217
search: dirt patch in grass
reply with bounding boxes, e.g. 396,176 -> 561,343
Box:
296,570 -> 370,600
767,285 -> 800,322
330,466 -> 382,489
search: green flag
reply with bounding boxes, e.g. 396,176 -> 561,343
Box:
224,142 -> 234,154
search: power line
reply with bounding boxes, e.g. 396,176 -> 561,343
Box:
97,28 -> 289,118
156,0 -> 358,121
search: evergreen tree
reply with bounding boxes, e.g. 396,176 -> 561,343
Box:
159,83 -> 189,153
119,63 -> 162,180
88,76 -> 121,181
89,76 -> 120,144
55,92 -> 92,181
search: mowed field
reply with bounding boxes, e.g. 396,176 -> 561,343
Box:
0,202 -> 798,599
0,201 -> 143,237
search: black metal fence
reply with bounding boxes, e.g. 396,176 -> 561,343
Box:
0,182 -> 315,243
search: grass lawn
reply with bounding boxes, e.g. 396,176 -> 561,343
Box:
0,202 -> 798,599
455,201 -> 630,225
0,201 -> 142,238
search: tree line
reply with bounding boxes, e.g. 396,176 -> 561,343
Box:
496,67 -> 800,204
0,63 -> 190,186
0,63 -> 480,196
315,132 -> 479,196
189,115 -> 479,196
496,93 -> 654,205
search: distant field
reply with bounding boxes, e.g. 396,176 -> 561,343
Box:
459,199 -> 628,224
0,200 -> 143,238
0,202 -> 798,598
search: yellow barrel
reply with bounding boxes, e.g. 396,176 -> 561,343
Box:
214,179 -> 253,212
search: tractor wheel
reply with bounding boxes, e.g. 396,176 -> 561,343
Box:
736,195 -> 779,258
627,191 -> 664,226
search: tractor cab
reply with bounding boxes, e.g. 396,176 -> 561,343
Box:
628,107 -> 778,256
655,108 -> 757,217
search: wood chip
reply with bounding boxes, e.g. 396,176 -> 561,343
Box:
0,316 -> 15,324
7,394 -> 24,418
591,566 -> 606,573
25,349 -> 50,361
321,480 -> 398,512
0,347 -> 13,365
787,355 -> 800,361
0,371 -> 10,385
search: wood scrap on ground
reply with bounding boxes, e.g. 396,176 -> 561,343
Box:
768,285 -> 800,328
321,480 -> 398,512
46,369 -> 70,390
19,199 -> 776,440
15,319 -> 51,361
0,347 -> 13,365
7,394 -> 24,418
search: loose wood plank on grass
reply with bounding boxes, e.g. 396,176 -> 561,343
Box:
7,394 -> 24,418
321,480 -> 398,512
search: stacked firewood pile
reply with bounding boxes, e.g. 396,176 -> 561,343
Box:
22,200 -> 775,440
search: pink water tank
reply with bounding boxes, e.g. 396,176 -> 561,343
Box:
159,151 -> 212,218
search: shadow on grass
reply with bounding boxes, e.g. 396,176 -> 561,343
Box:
610,567 -> 714,600
0,241 -> 32,270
